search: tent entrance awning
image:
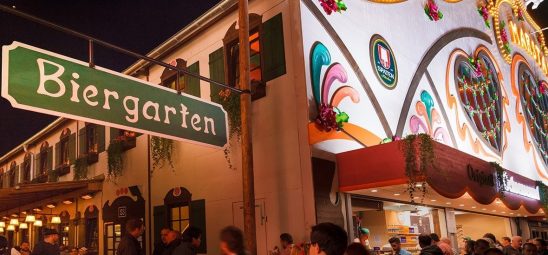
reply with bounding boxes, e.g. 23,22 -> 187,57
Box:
0,176 -> 104,214
336,140 -> 544,215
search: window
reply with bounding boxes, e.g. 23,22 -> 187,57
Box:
38,142 -> 49,176
80,124 -> 105,164
226,29 -> 263,89
22,153 -> 31,183
169,205 -> 190,233
160,59 -> 201,97
104,223 -> 122,255
518,63 -> 548,165
212,13 -> 286,103
110,128 -> 137,151
0,168 -> 4,188
57,129 -> 71,166
85,205 -> 99,253
8,162 -> 17,187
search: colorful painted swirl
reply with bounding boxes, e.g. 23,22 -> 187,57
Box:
409,90 -> 450,144
310,42 -> 359,130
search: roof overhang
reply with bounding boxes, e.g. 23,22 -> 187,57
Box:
0,176 -> 104,214
337,140 -> 544,215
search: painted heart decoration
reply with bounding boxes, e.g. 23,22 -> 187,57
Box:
517,64 -> 548,165
454,50 -> 503,152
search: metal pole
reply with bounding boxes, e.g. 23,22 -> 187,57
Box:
0,4 -> 245,94
238,0 -> 257,254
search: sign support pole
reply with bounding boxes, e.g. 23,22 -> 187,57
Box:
238,0 -> 257,254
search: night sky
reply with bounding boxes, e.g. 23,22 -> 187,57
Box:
0,1 -> 546,155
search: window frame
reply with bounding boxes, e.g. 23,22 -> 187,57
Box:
22,153 -> 32,183
39,142 -> 49,177
59,129 -> 71,167
168,203 -> 190,233
222,13 -> 266,101
86,124 -> 99,155
8,162 -> 16,187
104,222 -> 122,255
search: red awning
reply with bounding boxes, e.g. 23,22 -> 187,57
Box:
336,140 -> 542,214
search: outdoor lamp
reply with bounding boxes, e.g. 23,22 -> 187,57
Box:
6,225 -> 15,231
25,214 -> 36,223
0,222 -> 5,228
9,218 -> 19,226
51,216 -> 61,224
33,220 -> 43,227
19,223 -> 28,229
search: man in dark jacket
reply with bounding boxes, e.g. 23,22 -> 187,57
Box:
173,227 -> 202,255
419,234 -> 443,255
153,228 -> 172,255
31,228 -> 60,255
161,231 -> 182,255
116,219 -> 144,255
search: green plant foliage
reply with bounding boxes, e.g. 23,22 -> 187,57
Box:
211,88 -> 241,169
491,162 -> 509,198
151,136 -> 174,172
73,157 -> 88,181
401,134 -> 434,204
536,181 -> 548,214
107,140 -> 124,179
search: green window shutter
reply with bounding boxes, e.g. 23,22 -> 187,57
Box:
34,153 -> 41,177
185,62 -> 201,98
209,48 -> 225,103
54,142 -> 60,168
15,165 -> 20,185
262,13 -> 286,82
190,199 -> 207,253
97,126 -> 106,153
69,133 -> 76,164
79,127 -> 87,155
153,205 -> 168,246
110,127 -> 120,143
47,146 -> 53,171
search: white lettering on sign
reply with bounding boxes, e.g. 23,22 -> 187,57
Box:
506,175 -> 540,200
35,58 -> 217,136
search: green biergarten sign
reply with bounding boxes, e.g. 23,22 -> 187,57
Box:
2,42 -> 228,148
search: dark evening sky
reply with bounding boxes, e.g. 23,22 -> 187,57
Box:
0,1 -> 546,155
0,0 -> 221,154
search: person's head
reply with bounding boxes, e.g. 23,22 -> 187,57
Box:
484,248 -> 504,255
502,237 -> 511,247
164,230 -> 178,245
523,243 -> 538,255
511,236 -> 523,249
389,237 -> 402,252
358,228 -> 370,243
220,226 -> 245,255
69,247 -> 79,255
483,234 -> 497,244
346,243 -> 369,255
309,223 -> 348,255
43,228 -> 60,243
475,239 -> 490,255
280,233 -> 293,249
465,240 -> 476,255
126,218 -> 144,238
183,226 -> 202,248
419,234 -> 433,248
160,227 -> 171,244
430,234 -> 440,245
534,239 -> 546,252
20,241 -> 30,251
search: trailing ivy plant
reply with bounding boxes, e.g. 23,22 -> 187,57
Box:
212,88 -> 241,170
73,157 -> 88,181
151,136 -> 174,173
536,181 -> 548,213
491,162 -> 509,198
401,134 -> 435,204
107,140 -> 124,179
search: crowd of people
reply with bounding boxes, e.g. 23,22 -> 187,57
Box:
0,219 -> 546,255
